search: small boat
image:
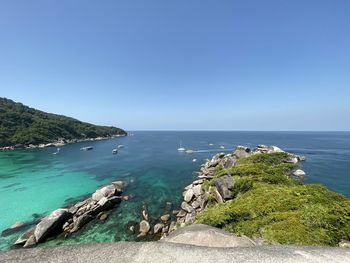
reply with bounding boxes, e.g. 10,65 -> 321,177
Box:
209,143 -> 214,146
112,149 -> 118,154
80,146 -> 93,151
219,145 -> 225,149
177,140 -> 186,152
53,148 -> 60,155
185,149 -> 194,154
192,158 -> 197,162
117,145 -> 124,149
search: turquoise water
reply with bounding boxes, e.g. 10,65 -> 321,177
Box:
1,131 -> 350,250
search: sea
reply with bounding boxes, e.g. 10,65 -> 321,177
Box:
0,131 -> 349,250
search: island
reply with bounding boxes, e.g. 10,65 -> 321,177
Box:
0,98 -> 127,150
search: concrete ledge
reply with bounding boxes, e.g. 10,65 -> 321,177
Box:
1,241 -> 350,263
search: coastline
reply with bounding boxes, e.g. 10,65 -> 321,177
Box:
0,134 -> 127,151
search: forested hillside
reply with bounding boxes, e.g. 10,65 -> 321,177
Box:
0,98 -> 126,147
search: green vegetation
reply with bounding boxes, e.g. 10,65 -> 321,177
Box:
197,152 -> 350,246
0,97 -> 127,147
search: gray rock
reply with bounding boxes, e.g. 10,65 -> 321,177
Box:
224,157 -> 237,168
161,224 -> 256,248
23,235 -> 36,248
215,175 -> 234,200
181,202 -> 194,213
172,210 -> 180,215
154,223 -> 164,234
191,200 -> 201,209
139,220 -> 150,234
34,209 -> 71,243
14,228 -> 34,246
112,181 -> 125,193
160,214 -> 170,222
68,206 -> 78,214
92,185 -> 116,202
192,179 -> 204,185
293,169 -> 306,177
176,210 -> 187,217
339,240 -> 350,248
192,185 -> 203,197
210,187 -> 223,204
184,188 -> 194,202
233,146 -> 251,159
70,214 -> 93,233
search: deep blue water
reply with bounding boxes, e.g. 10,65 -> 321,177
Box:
0,131 -> 349,250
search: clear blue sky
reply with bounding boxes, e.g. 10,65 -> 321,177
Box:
0,0 -> 349,131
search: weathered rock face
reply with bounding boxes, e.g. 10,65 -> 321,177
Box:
34,209 -> 71,243
215,175 -> 234,200
14,180 -> 127,248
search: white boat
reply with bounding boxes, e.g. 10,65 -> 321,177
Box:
80,146 -> 93,151
53,148 -> 60,155
117,145 -> 125,149
112,149 -> 118,154
209,143 -> 214,146
185,149 -> 194,154
192,158 -> 197,162
177,140 -> 185,152
219,145 -> 225,149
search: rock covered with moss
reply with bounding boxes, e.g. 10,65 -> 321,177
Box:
169,145 -> 350,247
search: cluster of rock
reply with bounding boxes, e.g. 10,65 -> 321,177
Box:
14,181 -> 127,248
166,145 -> 306,236
0,134 -> 126,151
132,203 -> 178,239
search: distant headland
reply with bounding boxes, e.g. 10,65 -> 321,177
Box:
0,98 -> 127,150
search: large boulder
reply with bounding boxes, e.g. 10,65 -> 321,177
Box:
184,188 -> 194,202
33,209 -> 71,243
139,220 -> 150,234
215,175 -> 234,200
293,169 -> 306,177
210,187 -> 223,204
181,202 -> 194,213
92,185 -> 117,201
233,146 -> 251,159
192,185 -> 203,197
224,156 -> 237,168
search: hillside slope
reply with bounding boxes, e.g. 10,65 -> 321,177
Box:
0,98 -> 126,147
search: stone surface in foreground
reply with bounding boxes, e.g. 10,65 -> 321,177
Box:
161,224 -> 255,248
1,241 -> 350,263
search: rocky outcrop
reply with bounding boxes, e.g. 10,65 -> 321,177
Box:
163,145 -> 306,238
14,180 -> 127,248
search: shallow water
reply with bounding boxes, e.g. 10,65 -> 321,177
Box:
0,131 -> 349,250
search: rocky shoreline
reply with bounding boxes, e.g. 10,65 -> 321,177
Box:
156,145 -> 306,239
0,134 -> 127,151
6,180 -> 128,248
